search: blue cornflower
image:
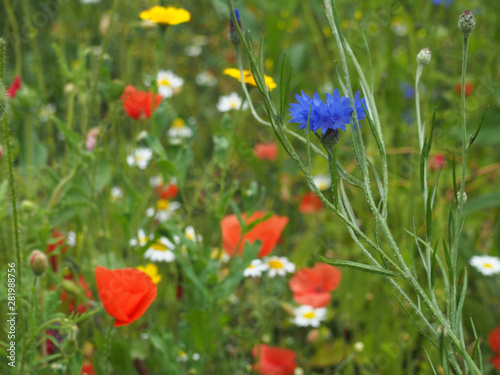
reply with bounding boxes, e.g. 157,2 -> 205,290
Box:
431,0 -> 453,6
288,89 -> 366,133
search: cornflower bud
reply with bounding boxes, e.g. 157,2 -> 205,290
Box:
29,250 -> 48,276
228,9 -> 243,45
417,48 -> 431,66
458,10 -> 475,35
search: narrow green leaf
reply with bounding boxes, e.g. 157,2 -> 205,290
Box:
321,258 -> 401,277
467,107 -> 488,150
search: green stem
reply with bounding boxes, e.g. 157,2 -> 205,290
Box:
104,321 -> 114,375
3,0 -> 22,76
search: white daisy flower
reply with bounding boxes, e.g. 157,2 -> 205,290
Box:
126,148 -> 153,170
192,353 -> 201,361
185,45 -> 202,57
144,237 -> 176,262
184,226 -> 202,242
216,92 -> 249,112
146,199 -> 181,222
313,175 -> 331,191
291,305 -> 327,328
243,259 -> 269,278
149,175 -> 163,188
264,256 -> 295,277
195,71 -> 217,87
67,231 -> 76,247
39,103 -> 56,122
177,349 -> 188,362
470,255 -> 500,276
129,229 -> 149,247
209,248 -> 230,263
168,118 -> 193,141
156,70 -> 184,98
110,186 -> 123,200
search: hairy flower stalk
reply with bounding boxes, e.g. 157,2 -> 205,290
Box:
225,0 -> 483,371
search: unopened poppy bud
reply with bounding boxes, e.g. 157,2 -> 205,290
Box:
61,279 -> 82,297
417,48 -> 431,66
306,329 -> 319,344
21,200 -> 36,213
228,9 -> 243,45
29,250 -> 48,276
458,10 -> 475,35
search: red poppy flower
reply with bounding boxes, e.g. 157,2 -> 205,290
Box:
81,362 -> 96,375
289,263 -> 341,308
221,211 -> 288,258
157,182 -> 179,200
491,355 -> 500,370
60,273 -> 94,314
489,326 -> 500,352
299,191 -> 323,214
454,82 -> 474,97
252,344 -> 297,375
429,154 -> 446,172
120,85 -> 162,120
254,142 -> 278,161
7,76 -> 21,98
95,266 -> 157,327
46,229 -> 67,272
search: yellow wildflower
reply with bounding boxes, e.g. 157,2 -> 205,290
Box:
139,6 -> 191,26
137,263 -> 162,284
223,68 -> 277,91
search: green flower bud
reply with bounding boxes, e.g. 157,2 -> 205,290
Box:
417,48 -> 431,66
29,250 -> 48,276
21,200 -> 36,213
458,10 -> 475,35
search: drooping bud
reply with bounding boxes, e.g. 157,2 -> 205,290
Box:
228,9 -> 243,45
417,48 -> 431,66
458,10 -> 475,35
29,250 -> 48,276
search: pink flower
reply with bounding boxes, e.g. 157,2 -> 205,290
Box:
254,142 -> 278,161
429,154 -> 446,172
7,76 -> 21,98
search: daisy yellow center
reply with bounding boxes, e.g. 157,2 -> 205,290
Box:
156,199 -> 170,210
135,154 -> 143,162
186,232 -> 194,240
248,264 -> 255,269
230,101 -> 238,108
268,260 -> 284,269
151,242 -> 167,251
318,182 -> 327,190
139,236 -> 148,244
303,311 -> 315,319
483,263 -> 493,268
172,118 -> 185,128
159,78 -> 171,87
178,350 -> 186,357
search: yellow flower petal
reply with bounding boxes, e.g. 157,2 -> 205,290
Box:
139,6 -> 191,26
137,263 -> 162,284
223,68 -> 277,91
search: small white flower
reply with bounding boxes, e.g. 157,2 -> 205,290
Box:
80,0 -> 101,4
126,148 -> 153,170
192,353 -> 201,361
470,255 -> 500,276
216,92 -> 249,112
149,175 -> 163,188
243,259 -> 269,278
196,71 -> 217,87
177,349 -> 188,362
168,118 -> 193,141
39,103 -> 56,122
313,175 -> 331,191
264,256 -> 295,277
185,45 -> 202,57
156,70 -> 184,98
227,293 -> 239,304
184,226 -> 202,242
209,248 -> 230,263
291,305 -> 327,327
144,237 -> 176,262
354,342 -> 365,352
294,368 -> 305,375
147,199 -> 181,222
67,231 -> 76,247
111,186 -> 123,200
140,333 -> 149,340
130,229 -> 149,247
